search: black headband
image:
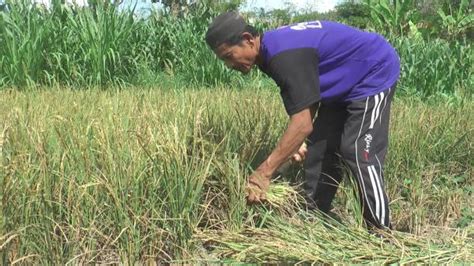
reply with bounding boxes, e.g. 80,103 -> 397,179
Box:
205,11 -> 247,50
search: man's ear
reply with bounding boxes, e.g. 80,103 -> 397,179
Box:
241,32 -> 255,46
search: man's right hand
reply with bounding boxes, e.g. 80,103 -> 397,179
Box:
291,142 -> 307,163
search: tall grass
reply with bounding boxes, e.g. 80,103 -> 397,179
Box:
0,0 -> 250,88
0,1 -> 472,97
1,88 -> 472,263
394,37 -> 473,97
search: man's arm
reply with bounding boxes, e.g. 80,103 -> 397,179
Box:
258,104 -> 317,176
247,47 -> 321,202
247,104 -> 318,203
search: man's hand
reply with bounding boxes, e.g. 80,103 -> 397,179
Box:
246,105 -> 317,204
291,142 -> 308,163
246,170 -> 271,203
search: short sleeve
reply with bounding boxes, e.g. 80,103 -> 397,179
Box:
267,48 -> 320,115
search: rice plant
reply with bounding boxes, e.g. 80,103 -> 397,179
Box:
1,88 -> 472,263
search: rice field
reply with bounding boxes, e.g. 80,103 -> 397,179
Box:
0,1 -> 473,263
1,87 -> 472,264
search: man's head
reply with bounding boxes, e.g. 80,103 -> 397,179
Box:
205,11 -> 261,74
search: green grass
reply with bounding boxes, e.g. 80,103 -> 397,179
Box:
1,87 -> 472,263
0,1 -> 472,97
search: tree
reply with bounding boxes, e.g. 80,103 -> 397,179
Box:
336,2 -> 370,28
150,0 -> 246,15
87,0 -> 124,10
0,0 -> 7,12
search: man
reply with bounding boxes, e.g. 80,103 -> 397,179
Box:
205,11 -> 400,230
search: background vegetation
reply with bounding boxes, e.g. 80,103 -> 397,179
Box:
0,0 -> 472,97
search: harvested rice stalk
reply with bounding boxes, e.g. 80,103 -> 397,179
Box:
195,213 -> 473,264
265,182 -> 302,208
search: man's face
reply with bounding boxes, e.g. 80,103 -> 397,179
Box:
214,34 -> 259,74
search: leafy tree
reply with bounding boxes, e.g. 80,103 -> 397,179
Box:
87,0 -> 124,10
150,0 -> 245,15
364,0 -> 418,36
335,2 -> 370,28
0,2 -> 7,12
200,0 -> 244,11
292,10 -> 339,24
436,0 -> 473,40
266,8 -> 293,25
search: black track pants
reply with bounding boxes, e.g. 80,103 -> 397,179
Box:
303,87 -> 395,229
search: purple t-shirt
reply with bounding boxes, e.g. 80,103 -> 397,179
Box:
257,20 -> 400,115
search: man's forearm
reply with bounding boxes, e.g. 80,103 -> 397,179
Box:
256,107 -> 316,177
